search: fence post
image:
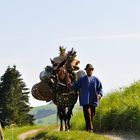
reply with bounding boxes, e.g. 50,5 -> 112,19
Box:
0,123 -> 4,140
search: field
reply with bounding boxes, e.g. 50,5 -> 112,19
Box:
2,81 -> 140,140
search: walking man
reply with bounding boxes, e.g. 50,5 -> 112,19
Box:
72,64 -> 103,132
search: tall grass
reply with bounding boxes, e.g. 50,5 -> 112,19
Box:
71,109 -> 85,130
42,130 -> 111,140
3,125 -> 45,140
27,125 -> 111,140
71,81 -> 140,134
3,81 -> 140,139
4,124 -> 95,140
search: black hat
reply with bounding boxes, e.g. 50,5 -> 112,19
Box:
84,64 -> 94,70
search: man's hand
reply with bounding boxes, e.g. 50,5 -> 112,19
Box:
97,94 -> 102,101
67,83 -> 72,88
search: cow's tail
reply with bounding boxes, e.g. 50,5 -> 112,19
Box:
56,109 -> 59,124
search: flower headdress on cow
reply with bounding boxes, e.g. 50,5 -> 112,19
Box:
50,46 -> 80,71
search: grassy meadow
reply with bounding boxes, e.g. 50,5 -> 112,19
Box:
25,125 -> 111,140
71,80 -> 140,134
2,80 -> 140,140
3,125 -> 111,140
3,125 -> 44,140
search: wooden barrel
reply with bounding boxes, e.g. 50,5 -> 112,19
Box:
31,82 -> 53,102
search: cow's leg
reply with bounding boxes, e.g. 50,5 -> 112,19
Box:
67,105 -> 74,130
64,118 -> 68,131
66,105 -> 74,130
64,107 -> 69,131
57,106 -> 63,131
66,113 -> 71,130
60,119 -> 63,131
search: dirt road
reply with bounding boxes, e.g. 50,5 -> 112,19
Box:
104,133 -> 139,140
18,129 -> 40,140
18,129 -> 139,140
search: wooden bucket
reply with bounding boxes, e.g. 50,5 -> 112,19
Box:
31,82 -> 53,102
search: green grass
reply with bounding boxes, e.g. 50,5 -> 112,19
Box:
3,125 -> 45,140
71,80 -> 140,135
34,113 -> 57,125
71,110 -> 85,130
3,80 -> 140,139
94,81 -> 140,133
3,124 -> 111,140
26,125 -> 111,140
43,130 -> 111,140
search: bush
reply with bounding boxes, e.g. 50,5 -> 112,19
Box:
72,81 -> 140,134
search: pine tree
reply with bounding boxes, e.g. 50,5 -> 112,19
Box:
0,65 -> 34,127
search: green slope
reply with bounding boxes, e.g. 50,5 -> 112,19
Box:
29,100 -> 80,125
29,102 -> 57,114
29,102 -> 57,125
71,80 -> 140,134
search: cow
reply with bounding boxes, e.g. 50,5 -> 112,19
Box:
32,48 -> 79,131
49,49 -> 78,131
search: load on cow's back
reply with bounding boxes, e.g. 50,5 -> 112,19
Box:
31,46 -> 81,131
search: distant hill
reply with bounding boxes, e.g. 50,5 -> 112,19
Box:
29,102 -> 57,125
29,101 -> 80,125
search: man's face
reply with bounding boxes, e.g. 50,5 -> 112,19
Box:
86,68 -> 94,76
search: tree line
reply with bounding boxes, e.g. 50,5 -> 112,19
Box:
0,65 -> 34,127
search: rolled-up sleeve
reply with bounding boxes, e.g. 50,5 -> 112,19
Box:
72,79 -> 81,91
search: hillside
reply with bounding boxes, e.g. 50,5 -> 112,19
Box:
29,100 -> 80,125
71,80 -> 140,135
26,80 -> 140,139
3,81 -> 140,140
29,102 -> 57,125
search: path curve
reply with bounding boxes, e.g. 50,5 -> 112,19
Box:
18,129 -> 40,140
105,134 -> 126,140
104,133 -> 139,140
18,128 -> 136,140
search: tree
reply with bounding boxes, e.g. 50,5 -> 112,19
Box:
0,65 -> 34,127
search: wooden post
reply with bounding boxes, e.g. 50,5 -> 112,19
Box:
0,123 -> 4,140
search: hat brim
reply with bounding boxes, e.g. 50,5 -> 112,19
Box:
84,67 -> 94,70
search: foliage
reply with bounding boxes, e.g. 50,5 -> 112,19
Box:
28,125 -> 110,140
59,46 -> 66,56
3,124 -> 112,140
71,81 -> 140,134
0,65 -> 34,127
71,108 -> 85,130
95,81 -> 140,134
3,125 -> 44,140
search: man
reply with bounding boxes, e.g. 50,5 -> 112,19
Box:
72,64 -> 103,132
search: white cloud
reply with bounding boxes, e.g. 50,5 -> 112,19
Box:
58,32 -> 140,43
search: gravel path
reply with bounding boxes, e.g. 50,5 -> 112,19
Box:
105,134 -> 126,140
18,129 -> 139,140
104,133 -> 139,140
18,129 -> 40,140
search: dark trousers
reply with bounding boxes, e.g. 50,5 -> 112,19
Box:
83,105 -> 95,131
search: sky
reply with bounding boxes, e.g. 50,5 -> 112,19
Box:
0,0 -> 140,107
